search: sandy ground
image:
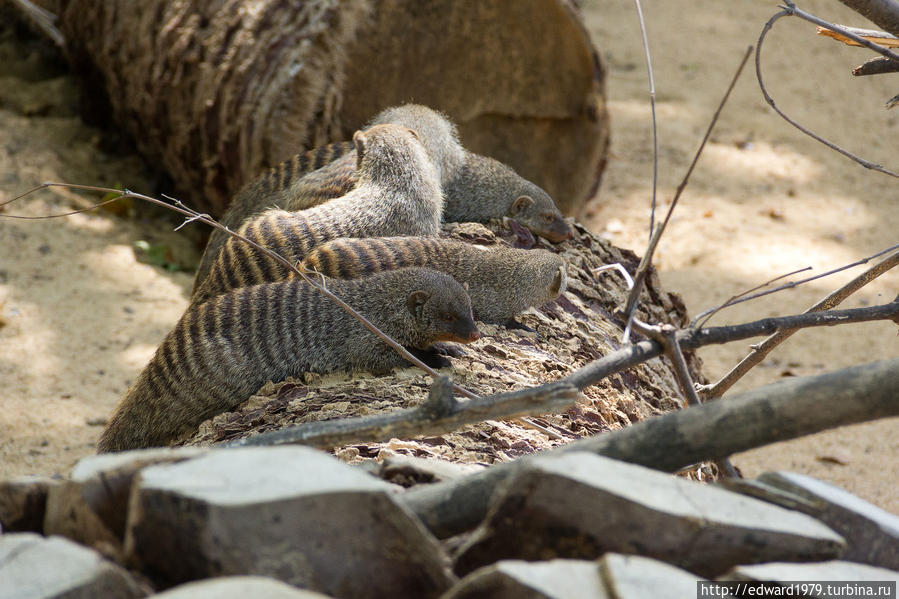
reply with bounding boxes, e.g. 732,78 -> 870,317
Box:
1,2 -> 896,510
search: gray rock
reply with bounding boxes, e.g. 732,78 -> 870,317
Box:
0,533 -> 146,599
723,560 -> 899,582
755,471 -> 899,570
126,446 -> 454,599
0,476 -> 59,533
598,553 -> 705,598
44,447 -> 206,560
454,453 -> 845,577
150,576 -> 333,598
441,559 -> 608,599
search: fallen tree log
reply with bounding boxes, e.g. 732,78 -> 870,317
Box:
56,0 -> 609,217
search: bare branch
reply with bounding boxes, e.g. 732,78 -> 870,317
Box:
694,266 -> 813,328
621,46 -> 753,342
702,249 -> 899,398
756,6 -> 899,177
816,24 -> 899,46
692,242 -> 899,322
222,379 -> 580,449
402,357 -> 899,538
3,183 -> 479,399
631,0 -> 659,239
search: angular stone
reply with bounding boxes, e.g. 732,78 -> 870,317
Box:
0,533 -> 146,599
150,576 -> 333,598
44,447 -> 206,560
0,476 -> 59,533
127,446 -> 454,599
754,471 -> 899,571
598,553 -> 706,598
454,453 -> 845,577
721,560 -> 899,583
442,559 -> 608,599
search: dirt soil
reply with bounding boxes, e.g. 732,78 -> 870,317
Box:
1,2 -> 896,510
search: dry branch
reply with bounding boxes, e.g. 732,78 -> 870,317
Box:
853,55 -> 899,74
402,357 -> 899,538
703,250 -> 899,398
224,379 -> 580,449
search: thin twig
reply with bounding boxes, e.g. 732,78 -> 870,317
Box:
632,0 -> 659,240
692,242 -> 899,322
702,249 -> 899,398
694,266 -> 813,328
756,5 -> 899,177
3,183 -> 480,400
620,46 -> 753,343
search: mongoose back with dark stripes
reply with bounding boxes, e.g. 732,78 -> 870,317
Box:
191,123 -> 444,304
98,267 -> 480,452
195,104 -> 571,286
302,237 -> 567,325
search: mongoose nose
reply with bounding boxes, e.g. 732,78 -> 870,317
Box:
469,330 -> 481,341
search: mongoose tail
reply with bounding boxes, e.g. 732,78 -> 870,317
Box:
302,236 -> 567,325
97,267 -> 478,453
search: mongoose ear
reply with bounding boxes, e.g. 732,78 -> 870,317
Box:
407,290 -> 430,318
353,130 -> 367,161
510,195 -> 534,216
551,266 -> 566,295
405,126 -> 420,140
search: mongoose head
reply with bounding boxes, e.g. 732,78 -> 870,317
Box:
369,104 -> 467,182
507,190 -> 573,243
399,268 -> 480,348
352,123 -> 443,201
446,154 -> 573,243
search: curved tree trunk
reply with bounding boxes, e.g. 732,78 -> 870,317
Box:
57,0 -> 608,217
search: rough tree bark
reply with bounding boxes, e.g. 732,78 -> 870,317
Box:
57,0 -> 609,217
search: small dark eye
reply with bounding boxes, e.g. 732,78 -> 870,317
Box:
542,213 -> 554,224
442,312 -> 457,322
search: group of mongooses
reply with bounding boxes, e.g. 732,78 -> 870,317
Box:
99,104 -> 572,453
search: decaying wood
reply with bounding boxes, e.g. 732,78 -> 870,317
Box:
57,0 -> 608,217
402,357 -> 899,538
853,55 -> 899,75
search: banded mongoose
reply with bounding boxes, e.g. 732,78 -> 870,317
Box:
98,268 -> 480,452
192,123 -> 444,304
195,104 -> 571,286
302,237 -> 568,325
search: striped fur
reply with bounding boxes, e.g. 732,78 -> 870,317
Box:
303,237 -> 568,324
195,140 -> 356,286
98,267 -> 478,452
191,124 -> 444,304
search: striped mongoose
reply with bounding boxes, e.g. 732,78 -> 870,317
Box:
98,268 -> 480,452
191,122 -> 443,304
302,237 -> 568,325
195,104 -> 571,286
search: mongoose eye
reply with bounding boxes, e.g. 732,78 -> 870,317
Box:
542,213 -> 554,224
441,312 -> 457,322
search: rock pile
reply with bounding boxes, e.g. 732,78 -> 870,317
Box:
3,445 -> 899,598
